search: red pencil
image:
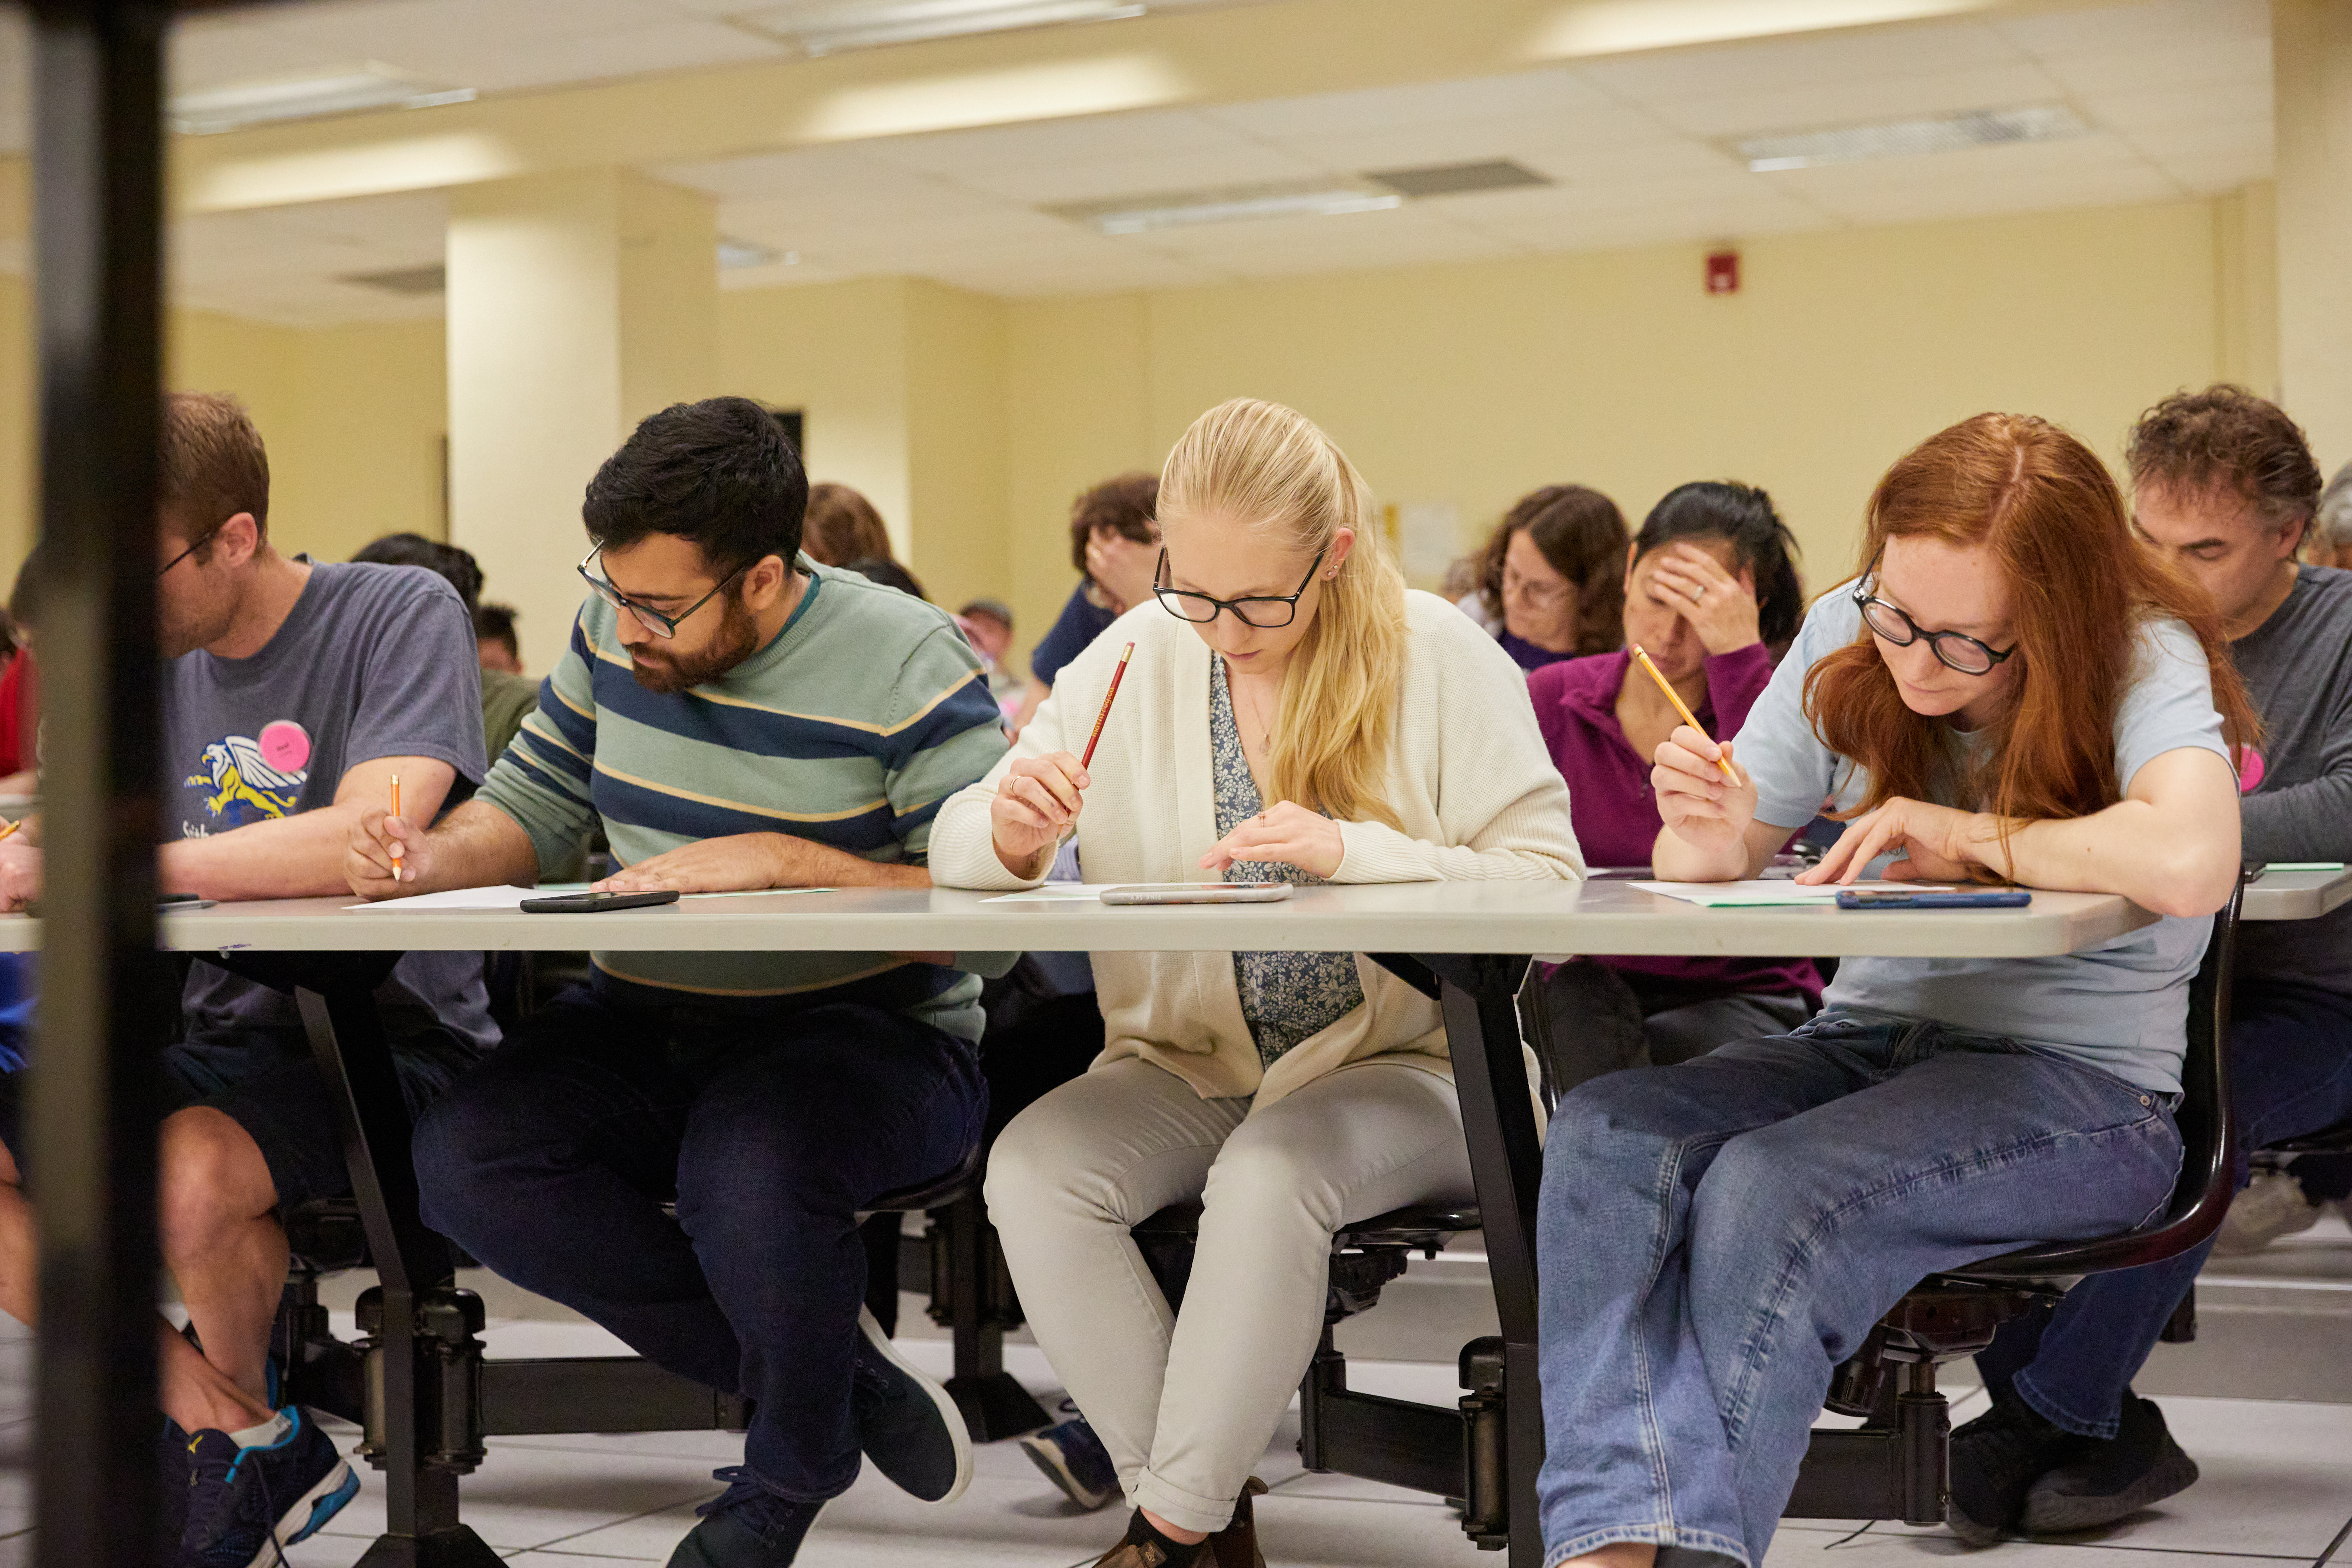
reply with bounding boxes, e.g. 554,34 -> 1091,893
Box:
1080,643 -> 1135,769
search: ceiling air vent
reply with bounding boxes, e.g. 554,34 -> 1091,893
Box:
1362,159 -> 1552,198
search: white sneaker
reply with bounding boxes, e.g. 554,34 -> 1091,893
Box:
2211,1168 -> 2324,1256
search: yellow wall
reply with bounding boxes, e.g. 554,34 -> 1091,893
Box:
998,197 -> 2231,650
171,310 -> 449,567
0,191 -> 2247,672
716,275 -> 1011,618
0,291 -> 446,587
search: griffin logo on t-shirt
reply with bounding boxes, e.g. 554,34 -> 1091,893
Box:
185,719 -> 311,830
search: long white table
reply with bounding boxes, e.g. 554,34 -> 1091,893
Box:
0,878 -> 2158,958
0,881 -> 2158,1568
2242,865 -> 2352,923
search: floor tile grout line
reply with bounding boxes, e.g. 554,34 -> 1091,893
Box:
2311,1513 -> 2352,1568
507,1485 -> 727,1554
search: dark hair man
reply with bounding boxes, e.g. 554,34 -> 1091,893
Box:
344,396 -> 1011,1568
475,601 -> 524,674
1951,384 -> 2352,1540
0,392 -> 494,1560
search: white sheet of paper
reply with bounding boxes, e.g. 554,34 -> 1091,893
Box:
1632,879 -> 1953,908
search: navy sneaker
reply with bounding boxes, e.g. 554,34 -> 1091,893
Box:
851,1304 -> 972,1504
179,1405 -> 358,1567
666,1467 -> 824,1568
1021,1416 -> 1120,1511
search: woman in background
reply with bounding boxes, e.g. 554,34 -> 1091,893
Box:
801,481 -> 894,568
1470,485 -> 1629,670
1009,472 -> 1161,738
1524,482 -> 1815,1085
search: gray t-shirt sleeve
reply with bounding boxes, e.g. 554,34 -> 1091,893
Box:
1731,591 -> 1859,832
348,572 -> 489,791
2113,617 -> 2231,794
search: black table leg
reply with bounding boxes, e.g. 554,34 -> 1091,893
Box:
1425,954 -> 1544,1568
295,961 -> 500,1568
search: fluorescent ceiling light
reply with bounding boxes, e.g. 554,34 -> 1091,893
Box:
170,64 -> 475,135
745,0 -> 1146,56
1052,179 -> 1401,235
718,238 -> 802,269
1737,104 -> 2089,172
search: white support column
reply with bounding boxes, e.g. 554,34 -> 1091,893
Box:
2274,0 -> 2352,468
446,168 -> 716,676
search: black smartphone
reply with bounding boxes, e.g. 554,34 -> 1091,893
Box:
158,894 -> 217,911
518,889 -> 681,914
1836,889 -> 2031,910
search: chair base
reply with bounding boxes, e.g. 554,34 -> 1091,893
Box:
343,1526 -> 505,1568
948,1370 -> 1053,1442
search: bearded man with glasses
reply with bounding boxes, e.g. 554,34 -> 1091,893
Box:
345,396 -> 1012,1568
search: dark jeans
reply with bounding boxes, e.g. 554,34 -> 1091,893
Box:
1976,980 -> 2352,1438
410,985 -> 986,1501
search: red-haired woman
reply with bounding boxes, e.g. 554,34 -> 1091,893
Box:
1532,413 -> 2256,1568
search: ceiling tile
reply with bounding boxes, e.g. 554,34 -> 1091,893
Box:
1995,0 -> 2269,58
866,108 -> 1253,178
1576,19 -> 2028,102
926,143 -> 1329,205
1629,61 -> 2069,141
2030,35 -> 2270,97
2079,76 -> 2272,134
1266,108 -> 1697,181
1200,67 -> 1607,140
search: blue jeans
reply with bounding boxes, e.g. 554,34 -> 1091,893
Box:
411,984 -> 986,1502
1975,980 -> 2352,1437
1534,1010 -> 2183,1568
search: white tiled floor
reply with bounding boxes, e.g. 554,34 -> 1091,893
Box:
4,1254 -> 2351,1568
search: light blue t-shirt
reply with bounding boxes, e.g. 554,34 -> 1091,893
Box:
1733,587 -> 2231,1095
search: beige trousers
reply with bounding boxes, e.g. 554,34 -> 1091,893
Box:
984,1055 -> 1476,1534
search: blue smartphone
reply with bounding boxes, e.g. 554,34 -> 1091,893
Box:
1836,889 -> 2031,910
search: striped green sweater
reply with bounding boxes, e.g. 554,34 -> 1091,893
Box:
477,558 -> 1011,1037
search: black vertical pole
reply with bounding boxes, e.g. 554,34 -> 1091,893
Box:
26,4 -> 167,1567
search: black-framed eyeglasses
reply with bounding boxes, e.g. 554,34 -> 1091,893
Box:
578,546 -> 747,640
1851,560 -> 2016,676
159,540 -> 202,577
1153,546 -> 1327,630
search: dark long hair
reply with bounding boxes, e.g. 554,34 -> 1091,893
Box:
1634,481 -> 1804,649
1806,413 -> 2257,843
1476,484 -> 1627,656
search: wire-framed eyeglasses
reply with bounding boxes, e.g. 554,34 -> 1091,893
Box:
1153,546 -> 1327,630
1851,562 -> 2016,676
578,546 -> 746,639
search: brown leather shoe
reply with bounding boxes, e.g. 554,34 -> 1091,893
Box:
1206,1478 -> 1270,1568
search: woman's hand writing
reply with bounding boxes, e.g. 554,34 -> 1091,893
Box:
991,752 -> 1088,877
1652,726 -> 1756,855
1200,801 -> 1343,880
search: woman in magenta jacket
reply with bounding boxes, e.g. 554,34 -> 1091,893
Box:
1526,481 -> 1820,1086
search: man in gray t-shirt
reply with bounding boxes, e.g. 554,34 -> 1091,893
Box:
1965,386 -> 2352,1542
0,395 -> 494,1555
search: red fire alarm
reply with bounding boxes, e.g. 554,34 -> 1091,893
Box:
1705,249 -> 1740,294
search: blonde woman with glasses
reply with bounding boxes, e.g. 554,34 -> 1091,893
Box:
930,399 -> 1584,1568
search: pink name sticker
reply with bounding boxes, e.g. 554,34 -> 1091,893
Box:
2235,744 -> 2265,795
258,719 -> 312,775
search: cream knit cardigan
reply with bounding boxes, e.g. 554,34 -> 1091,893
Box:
927,589 -> 1587,1107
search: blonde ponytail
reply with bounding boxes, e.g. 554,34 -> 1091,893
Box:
1159,398 -> 1409,830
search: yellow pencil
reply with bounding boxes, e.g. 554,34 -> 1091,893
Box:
388,773 -> 403,863
0,818 -> 18,845
1631,644 -> 1739,783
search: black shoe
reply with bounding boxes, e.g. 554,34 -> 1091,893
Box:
2022,1392 -> 2199,1533
850,1304 -> 972,1504
1946,1394 -> 2088,1546
179,1406 -> 359,1567
159,1417 -> 191,1555
666,1467 -> 823,1568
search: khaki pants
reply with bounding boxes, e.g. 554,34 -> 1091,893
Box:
985,1056 -> 1475,1534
